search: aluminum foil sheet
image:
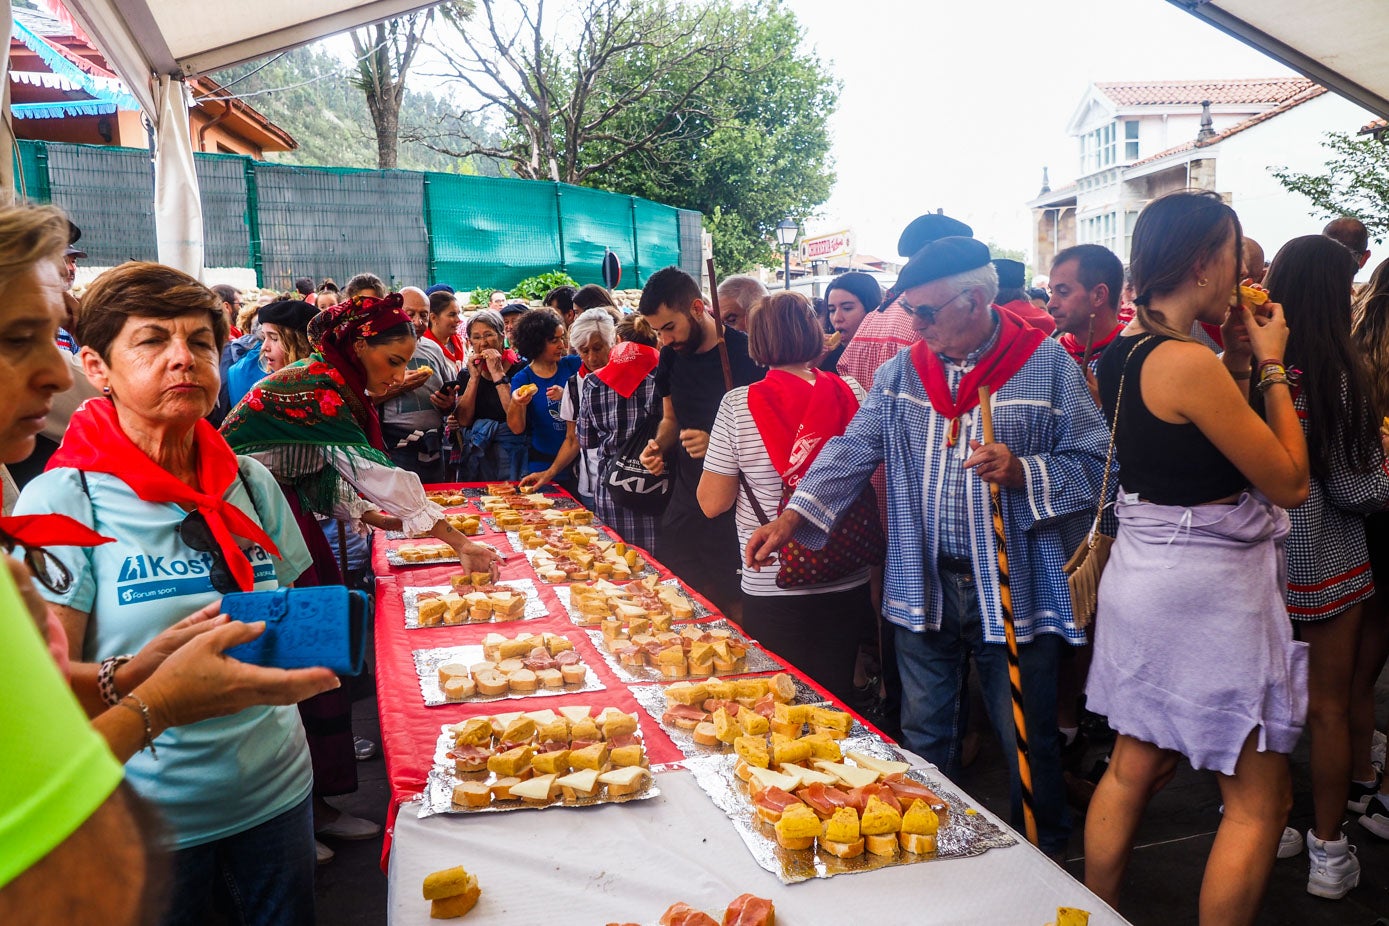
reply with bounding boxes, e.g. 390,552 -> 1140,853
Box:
584,619 -> 784,684
412,643 -> 605,707
385,540 -> 506,568
401,580 -> 547,627
631,679 -> 883,760
522,547 -> 658,583
684,752 -> 1016,883
418,723 -> 661,818
553,579 -> 713,628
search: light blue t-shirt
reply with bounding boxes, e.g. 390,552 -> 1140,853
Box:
14,457 -> 315,849
225,343 -> 266,410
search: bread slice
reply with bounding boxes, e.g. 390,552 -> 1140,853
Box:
508,773 -> 558,803
557,767 -> 601,800
451,781 -> 491,808
599,765 -> 650,797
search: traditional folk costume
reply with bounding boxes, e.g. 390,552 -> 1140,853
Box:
577,341 -> 662,550
1059,322 -> 1124,377
221,294 -> 446,795
787,238 -> 1108,855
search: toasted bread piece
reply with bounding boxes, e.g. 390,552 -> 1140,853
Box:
599,765 -> 650,796
865,833 -> 899,857
451,781 -> 491,808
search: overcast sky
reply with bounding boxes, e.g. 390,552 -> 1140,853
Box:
782,0 -> 1300,261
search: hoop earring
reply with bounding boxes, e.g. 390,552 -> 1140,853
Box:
1196,277 -> 1209,287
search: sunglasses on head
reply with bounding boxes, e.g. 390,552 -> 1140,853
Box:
178,511 -> 240,595
0,528 -> 74,596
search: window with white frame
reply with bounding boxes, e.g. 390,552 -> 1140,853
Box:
1124,121 -> 1139,161
1081,122 -> 1118,174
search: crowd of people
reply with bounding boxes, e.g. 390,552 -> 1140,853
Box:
5,190 -> 1389,926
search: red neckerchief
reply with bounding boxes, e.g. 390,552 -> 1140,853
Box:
48,398 -> 280,592
425,329 -> 465,363
909,312 -> 1047,447
1201,322 -> 1225,348
1059,322 -> 1123,363
747,370 -> 861,486
593,341 -> 659,398
0,514 -> 113,548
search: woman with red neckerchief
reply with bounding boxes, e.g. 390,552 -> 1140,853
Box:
424,290 -> 465,379
696,291 -> 872,704
14,254 -> 345,923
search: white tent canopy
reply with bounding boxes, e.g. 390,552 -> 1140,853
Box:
18,0 -> 441,276
1167,0 -> 1389,121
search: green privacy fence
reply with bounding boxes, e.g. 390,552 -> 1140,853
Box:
13,139 -> 702,290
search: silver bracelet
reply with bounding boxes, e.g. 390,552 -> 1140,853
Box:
118,694 -> 158,759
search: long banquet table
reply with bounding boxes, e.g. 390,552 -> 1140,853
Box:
372,484 -> 1130,925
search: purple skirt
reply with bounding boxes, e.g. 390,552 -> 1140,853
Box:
1086,491 -> 1308,775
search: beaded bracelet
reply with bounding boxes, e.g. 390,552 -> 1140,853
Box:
98,654 -> 134,707
117,694 -> 158,759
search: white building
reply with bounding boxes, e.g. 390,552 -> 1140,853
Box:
1030,78 -> 1378,271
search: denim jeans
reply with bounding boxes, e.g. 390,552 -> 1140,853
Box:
894,565 -> 1070,855
162,793 -> 315,926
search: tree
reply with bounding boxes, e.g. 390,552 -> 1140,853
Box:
421,0 -> 838,272
209,45 -> 499,175
350,6 -> 468,169
1272,132 -> 1389,242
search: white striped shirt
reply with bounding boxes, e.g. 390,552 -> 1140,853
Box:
704,379 -> 869,596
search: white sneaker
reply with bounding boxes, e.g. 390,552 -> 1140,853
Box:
1277,826 -> 1304,859
1373,731 -> 1386,773
1306,830 -> 1360,900
1347,772 -> 1382,814
315,810 -> 381,840
1359,792 -> 1389,840
315,839 -> 335,865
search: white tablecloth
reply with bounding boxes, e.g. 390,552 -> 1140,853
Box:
387,769 -> 1130,925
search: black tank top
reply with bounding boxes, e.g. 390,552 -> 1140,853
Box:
1096,333 -> 1247,506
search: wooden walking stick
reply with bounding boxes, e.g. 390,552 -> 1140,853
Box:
977,385 -> 1039,847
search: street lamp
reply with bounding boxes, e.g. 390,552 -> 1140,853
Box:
776,216 -> 799,290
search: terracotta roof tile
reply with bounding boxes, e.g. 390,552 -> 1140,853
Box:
1360,118 -> 1388,135
1095,77 -> 1316,107
1126,85 -> 1327,168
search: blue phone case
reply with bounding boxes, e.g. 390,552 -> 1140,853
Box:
221,586 -> 368,676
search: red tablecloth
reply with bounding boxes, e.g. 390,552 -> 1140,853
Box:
371,483 -> 889,868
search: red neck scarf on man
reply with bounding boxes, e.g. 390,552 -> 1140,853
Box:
48,398 -> 280,592
1059,321 -> 1123,363
747,370 -> 861,487
425,329 -> 465,363
909,311 -> 1046,447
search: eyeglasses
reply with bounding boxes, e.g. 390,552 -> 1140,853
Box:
900,289 -> 970,323
178,511 -> 240,594
0,529 -> 74,596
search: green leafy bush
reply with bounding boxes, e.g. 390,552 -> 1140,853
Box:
510,271 -> 578,302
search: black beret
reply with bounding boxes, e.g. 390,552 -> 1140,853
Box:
993,258 -> 1026,289
258,299 -> 318,332
897,213 -> 974,258
895,237 -> 992,292
500,303 -> 528,317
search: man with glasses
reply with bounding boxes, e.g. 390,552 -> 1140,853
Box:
746,235 -> 1108,860
211,284 -> 243,338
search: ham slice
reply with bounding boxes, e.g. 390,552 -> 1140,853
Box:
554,650 -> 583,666
660,903 -> 719,926
882,774 -> 945,807
796,782 -> 851,818
750,786 -> 803,816
447,744 -> 491,764
722,894 -> 775,926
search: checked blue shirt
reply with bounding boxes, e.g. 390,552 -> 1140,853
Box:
785,331 -> 1107,645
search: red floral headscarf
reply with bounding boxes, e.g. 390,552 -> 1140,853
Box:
306,294 -> 414,449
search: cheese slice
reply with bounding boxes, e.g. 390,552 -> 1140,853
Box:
596,707 -> 629,724
524,709 -> 558,726
780,763 -> 837,787
558,705 -> 593,723
491,711 -> 524,730
598,766 -> 649,788
556,768 -> 601,795
845,750 -> 911,778
745,765 -> 801,793
812,761 -> 880,790
508,774 -> 558,802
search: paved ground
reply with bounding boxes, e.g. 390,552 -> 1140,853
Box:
315,658 -> 1389,926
